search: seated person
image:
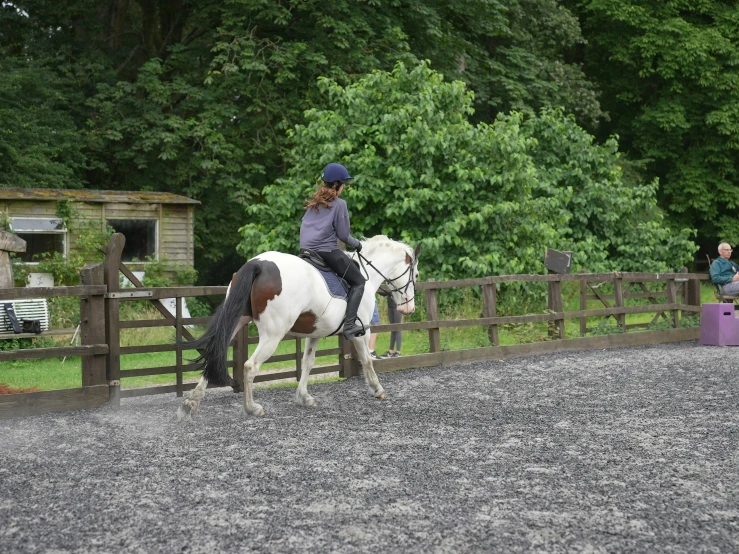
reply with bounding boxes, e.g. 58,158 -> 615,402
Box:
710,242 -> 739,295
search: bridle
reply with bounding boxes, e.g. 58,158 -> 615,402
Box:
356,251 -> 416,307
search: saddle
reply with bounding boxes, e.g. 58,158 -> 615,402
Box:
298,249 -> 350,298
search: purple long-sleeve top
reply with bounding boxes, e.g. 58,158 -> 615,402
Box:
300,198 -> 361,252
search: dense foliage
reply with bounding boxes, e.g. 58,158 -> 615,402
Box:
566,0 -> 739,249
0,59 -> 87,189
239,63 -> 695,278
4,0 -> 732,280
0,0 -> 603,284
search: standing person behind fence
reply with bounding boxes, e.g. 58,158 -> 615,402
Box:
710,242 -> 739,295
378,287 -> 403,358
368,299 -> 382,360
300,162 -> 366,339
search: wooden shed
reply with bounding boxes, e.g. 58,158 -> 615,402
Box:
0,188 -> 198,270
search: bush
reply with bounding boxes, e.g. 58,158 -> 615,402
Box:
0,336 -> 56,352
238,61 -> 696,281
139,256 -> 198,288
186,297 -> 212,318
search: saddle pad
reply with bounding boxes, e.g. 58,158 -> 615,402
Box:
318,269 -> 348,299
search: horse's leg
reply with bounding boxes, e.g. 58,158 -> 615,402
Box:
352,335 -> 385,400
295,337 -> 320,407
359,332 -> 371,378
242,336 -> 282,417
176,316 -> 251,421
176,376 -> 207,421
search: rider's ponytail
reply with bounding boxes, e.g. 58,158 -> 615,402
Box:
305,181 -> 341,213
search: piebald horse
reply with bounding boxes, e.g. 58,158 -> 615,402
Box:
177,235 -> 420,419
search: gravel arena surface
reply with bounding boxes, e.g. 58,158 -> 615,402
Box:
1,340 -> 738,553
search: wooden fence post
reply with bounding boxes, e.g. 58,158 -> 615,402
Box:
338,336 -> 349,378
545,249 -> 570,340
175,296 -> 183,397
684,267 -> 701,307
666,276 -> 680,328
338,335 -> 358,378
80,263 -> 107,387
547,277 -> 565,340
579,271 -> 588,336
613,275 -> 625,331
425,281 -> 441,353
103,233 -> 125,405
231,325 -> 247,393
482,281 -> 499,346
295,337 -> 302,382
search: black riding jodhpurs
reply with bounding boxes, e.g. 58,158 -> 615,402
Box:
316,249 -> 365,287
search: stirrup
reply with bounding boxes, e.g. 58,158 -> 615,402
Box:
342,319 -> 366,339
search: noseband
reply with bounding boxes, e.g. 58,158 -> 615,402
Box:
356,252 -> 416,306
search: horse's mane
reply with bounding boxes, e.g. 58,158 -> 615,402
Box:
361,235 -> 413,259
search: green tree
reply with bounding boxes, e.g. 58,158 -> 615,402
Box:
567,0 -> 739,248
2,0 -> 604,284
0,59 -> 87,189
522,109 -> 696,271
238,63 -> 694,279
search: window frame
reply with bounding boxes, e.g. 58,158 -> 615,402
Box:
106,218 -> 160,263
10,217 -> 68,265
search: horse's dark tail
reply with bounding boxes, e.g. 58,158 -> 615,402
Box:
186,260 -> 261,386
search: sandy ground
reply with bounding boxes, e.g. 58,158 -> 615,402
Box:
0,340 -> 737,553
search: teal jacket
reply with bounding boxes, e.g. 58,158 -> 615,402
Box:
710,257 -> 739,285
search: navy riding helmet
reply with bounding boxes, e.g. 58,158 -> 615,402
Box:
321,163 -> 353,185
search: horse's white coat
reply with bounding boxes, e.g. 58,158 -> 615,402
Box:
179,236 -> 418,418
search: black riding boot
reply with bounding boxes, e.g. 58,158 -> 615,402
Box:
342,285 -> 366,339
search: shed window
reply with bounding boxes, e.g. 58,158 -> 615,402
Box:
107,219 -> 157,262
10,218 -> 66,263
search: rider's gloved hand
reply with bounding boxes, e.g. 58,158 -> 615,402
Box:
354,242 -> 362,253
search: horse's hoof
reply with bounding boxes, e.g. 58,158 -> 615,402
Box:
244,403 -> 265,417
295,392 -> 318,407
176,405 -> 190,421
375,392 -> 386,400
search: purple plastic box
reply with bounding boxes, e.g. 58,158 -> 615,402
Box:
700,303 -> 739,346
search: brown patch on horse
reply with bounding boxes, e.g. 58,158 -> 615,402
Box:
290,311 -> 317,334
250,260 -> 282,320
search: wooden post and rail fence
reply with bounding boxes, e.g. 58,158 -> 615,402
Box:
0,234 -> 709,419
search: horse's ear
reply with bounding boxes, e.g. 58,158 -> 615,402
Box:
414,242 -> 422,258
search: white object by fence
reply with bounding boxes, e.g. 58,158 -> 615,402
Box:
120,271 -> 147,289
0,298 -> 50,333
160,297 -> 193,328
26,273 -> 55,288
120,271 -> 193,328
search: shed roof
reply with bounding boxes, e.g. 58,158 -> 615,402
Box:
0,188 -> 199,205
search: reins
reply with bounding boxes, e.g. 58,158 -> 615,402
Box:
356,251 -> 416,306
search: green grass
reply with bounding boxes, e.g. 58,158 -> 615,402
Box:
0,282 -> 715,392
0,329 -> 344,391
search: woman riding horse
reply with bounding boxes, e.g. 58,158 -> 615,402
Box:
176,162 -> 420,419
300,163 -> 366,339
